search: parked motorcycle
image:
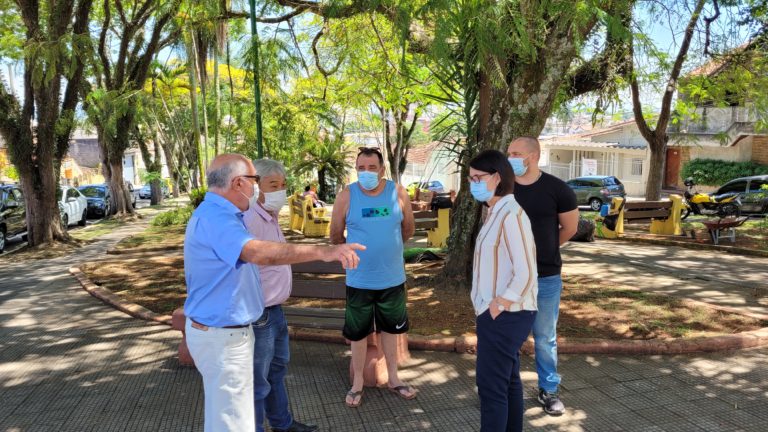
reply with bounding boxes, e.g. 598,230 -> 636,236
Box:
682,177 -> 741,219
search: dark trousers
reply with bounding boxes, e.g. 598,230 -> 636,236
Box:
476,309 -> 537,432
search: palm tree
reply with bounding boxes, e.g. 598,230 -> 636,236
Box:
295,136 -> 352,202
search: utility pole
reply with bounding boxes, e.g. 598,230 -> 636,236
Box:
248,0 -> 264,158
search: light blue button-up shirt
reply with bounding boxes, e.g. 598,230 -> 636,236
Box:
183,192 -> 264,327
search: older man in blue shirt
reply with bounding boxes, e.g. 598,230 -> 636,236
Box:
184,154 -> 364,432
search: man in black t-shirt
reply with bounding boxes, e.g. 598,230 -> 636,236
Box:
507,137 -> 578,416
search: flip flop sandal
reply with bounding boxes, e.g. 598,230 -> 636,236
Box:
345,390 -> 363,408
388,385 -> 417,400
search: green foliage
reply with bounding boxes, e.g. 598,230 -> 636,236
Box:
681,158 -> 768,186
403,247 -> 443,263
140,169 -> 162,184
189,187 -> 207,209
151,206 -> 193,227
0,1 -> 23,60
3,165 -> 18,181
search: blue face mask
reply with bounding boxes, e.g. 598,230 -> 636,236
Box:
509,157 -> 527,176
357,171 -> 380,191
470,181 -> 494,202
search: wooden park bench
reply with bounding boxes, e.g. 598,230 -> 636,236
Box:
287,192 -> 330,237
596,195 -> 685,239
285,260 -> 346,330
700,216 -> 749,245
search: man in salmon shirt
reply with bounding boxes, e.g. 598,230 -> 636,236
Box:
243,159 -> 317,432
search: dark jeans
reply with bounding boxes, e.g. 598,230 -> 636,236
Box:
252,305 -> 293,432
476,309 -> 537,432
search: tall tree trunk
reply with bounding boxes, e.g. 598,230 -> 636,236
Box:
213,47 -> 221,156
645,138 -> 667,200
0,0 -> 92,247
187,31 -> 207,188
318,168 -> 328,202
630,0 -> 706,201
160,141 -> 181,198
442,42 -> 571,283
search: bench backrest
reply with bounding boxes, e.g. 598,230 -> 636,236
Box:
623,201 -> 672,220
291,195 -> 306,218
413,210 -> 439,230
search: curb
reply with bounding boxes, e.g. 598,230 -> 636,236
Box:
106,245 -> 183,255
69,266 -> 768,355
69,266 -> 172,325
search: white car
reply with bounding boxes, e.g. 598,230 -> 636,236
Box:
58,186 -> 89,228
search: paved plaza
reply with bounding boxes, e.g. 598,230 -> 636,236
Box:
1,221 -> 768,431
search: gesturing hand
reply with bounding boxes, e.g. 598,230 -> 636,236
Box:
326,243 -> 366,269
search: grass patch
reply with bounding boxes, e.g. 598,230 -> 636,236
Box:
80,258 -> 768,339
115,225 -> 186,250
403,247 -> 444,263
70,218 -> 125,241
559,274 -> 768,339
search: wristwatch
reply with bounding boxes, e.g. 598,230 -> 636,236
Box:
496,302 -> 506,312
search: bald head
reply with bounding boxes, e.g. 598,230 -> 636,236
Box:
509,136 -> 540,154
207,154 -> 253,190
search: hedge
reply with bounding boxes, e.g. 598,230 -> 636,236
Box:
680,158 -> 768,186
151,206 -> 194,227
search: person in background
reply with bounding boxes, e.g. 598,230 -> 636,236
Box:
302,184 -> 325,207
330,147 -> 416,408
243,159 -> 317,432
506,137 -> 578,416
468,149 -> 538,432
184,154 -> 364,432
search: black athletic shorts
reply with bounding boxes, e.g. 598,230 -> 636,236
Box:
342,283 -> 409,341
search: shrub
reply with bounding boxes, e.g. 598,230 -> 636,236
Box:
189,187 -> 207,209
152,206 -> 193,227
681,158 -> 768,186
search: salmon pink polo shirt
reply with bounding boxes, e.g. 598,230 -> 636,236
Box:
243,202 -> 292,307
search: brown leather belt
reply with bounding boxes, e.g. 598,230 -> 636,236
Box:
190,319 -> 249,331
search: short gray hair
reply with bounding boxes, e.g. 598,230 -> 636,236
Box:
207,159 -> 248,189
252,158 -> 286,178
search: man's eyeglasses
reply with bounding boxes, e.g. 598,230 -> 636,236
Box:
467,173 -> 493,184
238,175 -> 259,183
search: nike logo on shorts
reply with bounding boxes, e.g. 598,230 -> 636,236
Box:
395,322 -> 407,330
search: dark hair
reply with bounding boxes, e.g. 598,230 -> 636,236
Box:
305,185 -> 311,192
357,147 -> 384,166
468,149 -> 515,197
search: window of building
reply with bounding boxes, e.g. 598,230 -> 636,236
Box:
631,158 -> 643,176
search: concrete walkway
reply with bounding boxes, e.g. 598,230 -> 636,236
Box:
561,240 -> 768,319
1,219 -> 768,430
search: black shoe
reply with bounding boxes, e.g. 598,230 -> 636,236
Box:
272,421 -> 319,432
537,389 -> 565,416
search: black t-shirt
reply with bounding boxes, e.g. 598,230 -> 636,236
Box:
513,172 -> 577,277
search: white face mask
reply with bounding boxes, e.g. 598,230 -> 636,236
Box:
262,189 -> 287,212
239,181 -> 260,210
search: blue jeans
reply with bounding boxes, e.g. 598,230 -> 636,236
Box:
252,305 -> 293,432
476,309 -> 537,432
532,275 -> 563,393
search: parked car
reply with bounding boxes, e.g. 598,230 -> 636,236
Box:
78,184 -> 111,218
408,180 -> 445,193
139,183 -> 170,200
713,175 -> 768,214
125,181 -> 137,208
0,184 -> 26,252
566,175 -> 626,211
57,186 -> 88,228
